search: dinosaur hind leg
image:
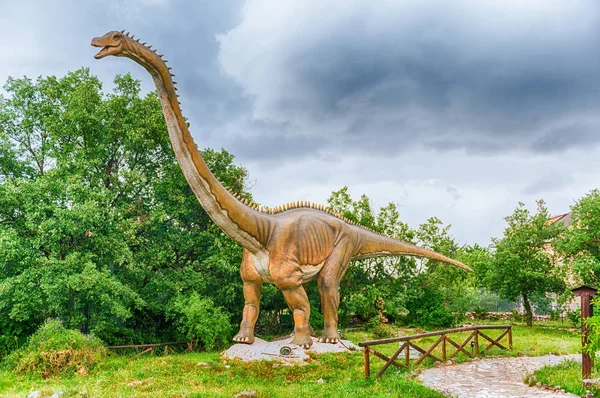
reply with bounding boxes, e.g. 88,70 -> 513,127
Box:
271,263 -> 313,348
317,242 -> 353,344
233,251 -> 262,345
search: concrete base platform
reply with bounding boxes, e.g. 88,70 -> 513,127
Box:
221,336 -> 361,364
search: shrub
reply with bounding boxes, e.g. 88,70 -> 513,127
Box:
3,319 -> 108,377
511,309 -> 523,322
401,286 -> 457,329
372,323 -> 396,339
566,309 -> 581,328
471,305 -> 489,320
168,292 -> 232,350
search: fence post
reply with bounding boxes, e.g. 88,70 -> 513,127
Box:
364,345 -> 370,378
474,331 -> 479,356
442,335 -> 447,361
508,326 -> 513,350
405,342 -> 410,366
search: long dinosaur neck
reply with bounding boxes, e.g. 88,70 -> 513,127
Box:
122,39 -> 270,253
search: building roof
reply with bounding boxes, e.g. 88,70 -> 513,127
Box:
547,212 -> 572,227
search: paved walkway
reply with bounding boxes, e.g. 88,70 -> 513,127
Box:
419,354 -> 580,398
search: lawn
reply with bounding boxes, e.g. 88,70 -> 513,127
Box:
528,359 -> 598,397
0,321 -> 582,398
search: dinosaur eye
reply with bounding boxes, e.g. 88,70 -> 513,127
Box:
114,34 -> 121,40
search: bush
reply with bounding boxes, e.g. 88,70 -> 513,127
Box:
168,292 -> 232,350
401,286 -> 457,329
3,319 -> 108,377
566,309 -> 581,328
471,305 -> 489,320
372,323 -> 396,339
512,309 -> 523,322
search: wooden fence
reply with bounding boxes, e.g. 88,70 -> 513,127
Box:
107,341 -> 193,360
358,325 -> 512,378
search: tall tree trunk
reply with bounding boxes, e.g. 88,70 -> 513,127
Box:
522,295 -> 533,327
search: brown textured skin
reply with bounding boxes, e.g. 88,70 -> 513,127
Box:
92,31 -> 472,348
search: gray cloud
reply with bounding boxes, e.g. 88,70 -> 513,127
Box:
217,0 -> 600,159
4,0 -> 600,245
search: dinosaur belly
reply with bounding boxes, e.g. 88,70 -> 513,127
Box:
300,262 -> 324,282
250,251 -> 273,283
249,252 -> 324,284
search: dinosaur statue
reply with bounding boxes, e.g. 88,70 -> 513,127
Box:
92,31 -> 472,349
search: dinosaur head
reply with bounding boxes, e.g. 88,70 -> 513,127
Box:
91,31 -> 129,59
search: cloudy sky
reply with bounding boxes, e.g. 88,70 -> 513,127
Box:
2,0 -> 600,245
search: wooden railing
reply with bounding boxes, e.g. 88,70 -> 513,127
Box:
107,341 -> 193,359
359,325 -> 512,378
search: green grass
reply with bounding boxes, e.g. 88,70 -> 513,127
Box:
528,360 -> 599,397
0,321 -> 582,398
0,351 -> 443,398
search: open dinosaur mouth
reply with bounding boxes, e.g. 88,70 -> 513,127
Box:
91,38 -> 119,59
93,46 -> 111,59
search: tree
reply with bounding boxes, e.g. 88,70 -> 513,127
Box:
554,190 -> 600,355
556,189 -> 600,284
325,186 -> 471,329
483,201 -> 566,326
0,69 -> 252,350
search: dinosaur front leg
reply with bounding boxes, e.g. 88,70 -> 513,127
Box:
233,251 -> 262,344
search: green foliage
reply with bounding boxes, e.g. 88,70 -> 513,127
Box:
480,201 -> 566,326
401,282 -> 458,328
529,360 -> 598,397
471,306 -> 489,320
3,319 -> 107,377
565,309 -> 581,328
371,323 -> 396,339
0,69 -> 251,352
554,190 -> 600,355
327,186 -> 477,329
557,189 -> 600,283
512,309 -> 523,322
168,292 -> 232,350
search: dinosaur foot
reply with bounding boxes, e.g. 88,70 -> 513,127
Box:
317,330 -> 341,344
232,331 -> 255,344
317,336 -> 339,344
290,334 -> 313,349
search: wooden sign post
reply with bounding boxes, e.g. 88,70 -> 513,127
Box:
571,285 -> 598,379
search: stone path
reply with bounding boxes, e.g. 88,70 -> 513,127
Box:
419,354 -> 581,398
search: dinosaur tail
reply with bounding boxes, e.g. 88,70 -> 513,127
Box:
353,232 -> 473,272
